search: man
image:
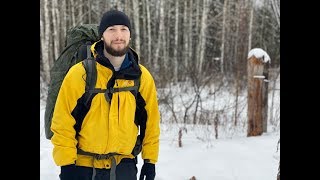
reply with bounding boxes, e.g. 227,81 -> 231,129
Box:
50,9 -> 160,180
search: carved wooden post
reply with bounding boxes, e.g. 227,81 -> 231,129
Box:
247,48 -> 270,137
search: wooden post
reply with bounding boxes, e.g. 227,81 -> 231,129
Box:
247,48 -> 270,137
262,62 -> 269,132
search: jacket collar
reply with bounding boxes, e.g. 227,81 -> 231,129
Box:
91,40 -> 142,80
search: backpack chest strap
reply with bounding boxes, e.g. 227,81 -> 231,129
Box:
84,85 -> 139,104
104,85 -> 139,102
106,86 -> 138,93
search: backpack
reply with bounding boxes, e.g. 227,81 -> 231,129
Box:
44,24 -> 100,139
44,24 -> 146,156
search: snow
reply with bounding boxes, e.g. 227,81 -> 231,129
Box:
40,103 -> 280,180
248,48 -> 271,63
253,75 -> 265,79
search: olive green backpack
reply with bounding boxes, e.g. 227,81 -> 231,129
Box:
44,24 -> 146,157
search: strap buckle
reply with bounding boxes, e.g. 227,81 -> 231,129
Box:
107,87 -> 115,94
104,87 -> 114,102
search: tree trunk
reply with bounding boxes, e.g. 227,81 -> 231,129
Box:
234,72 -> 239,126
115,0 -> 123,11
234,0 -> 245,127
195,0 -> 200,36
269,68 -> 280,126
197,0 -> 209,73
102,0 -> 109,14
248,3 -> 254,52
41,0 -> 51,84
141,0 -> 147,63
145,0 -> 151,66
40,0 -> 45,76
60,0 -> 67,48
52,0 -> 60,61
78,0 -> 84,24
88,0 -> 92,23
181,0 -> 190,81
188,0 -> 193,66
132,0 -> 141,56
270,0 -> 280,28
235,0 -> 250,84
173,0 -> 179,83
70,0 -> 76,27
233,1 -> 240,82
262,61 -> 269,132
163,1 -> 169,79
154,0 -> 164,74
220,0 -> 228,74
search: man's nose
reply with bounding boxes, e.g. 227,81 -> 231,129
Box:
114,30 -> 122,39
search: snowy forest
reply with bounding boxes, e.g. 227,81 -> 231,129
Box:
40,0 -> 280,179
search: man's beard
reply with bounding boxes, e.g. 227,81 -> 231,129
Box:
104,41 -> 129,57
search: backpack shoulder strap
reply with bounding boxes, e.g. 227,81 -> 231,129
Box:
133,78 -> 140,99
83,44 -> 95,88
83,58 -> 96,91
86,44 -> 92,58
131,73 -> 146,157
71,57 -> 100,138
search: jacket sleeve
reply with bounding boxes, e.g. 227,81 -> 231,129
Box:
50,63 -> 86,166
139,65 -> 160,164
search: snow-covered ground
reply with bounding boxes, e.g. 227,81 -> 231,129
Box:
40,104 -> 280,180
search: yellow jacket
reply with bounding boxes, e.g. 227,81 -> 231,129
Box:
51,41 -> 160,169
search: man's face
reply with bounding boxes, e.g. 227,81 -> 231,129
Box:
102,25 -> 130,56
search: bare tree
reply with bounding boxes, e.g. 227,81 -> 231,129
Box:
269,68 -> 280,126
159,87 -> 179,124
173,0 -> 179,83
70,0 -> 76,27
116,0 -> 123,11
270,0 -> 280,28
140,0 -> 147,63
87,0 -> 92,23
78,0 -> 84,25
182,0 -> 189,81
187,0 -> 193,66
145,0 -> 152,66
197,0 -> 209,73
132,0 -> 141,56
248,0 -> 254,51
178,127 -> 187,147
163,2 -> 170,79
60,0 -> 67,49
154,0 -> 164,75
230,0 -> 252,127
220,0 -> 228,74
51,0 -> 60,61
41,0 -> 51,84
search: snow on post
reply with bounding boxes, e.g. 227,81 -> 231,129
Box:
248,48 -> 271,63
247,48 -> 270,137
